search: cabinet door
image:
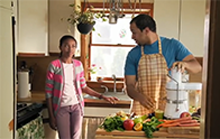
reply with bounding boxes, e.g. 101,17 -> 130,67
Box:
82,117 -> 105,139
48,0 -> 81,56
154,0 -> 180,39
180,0 -> 206,57
17,0 -> 48,55
0,7 -> 13,139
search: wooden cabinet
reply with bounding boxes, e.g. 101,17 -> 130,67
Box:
0,1 -> 13,138
154,0 -> 206,57
154,0 -> 180,39
180,0 -> 206,57
82,117 -> 105,139
17,0 -> 48,55
48,0 -> 81,56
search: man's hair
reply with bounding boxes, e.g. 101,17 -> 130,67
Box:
130,14 -> 156,32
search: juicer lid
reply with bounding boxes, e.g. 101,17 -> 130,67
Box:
166,82 -> 202,90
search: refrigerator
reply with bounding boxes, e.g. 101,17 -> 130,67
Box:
0,0 -> 15,138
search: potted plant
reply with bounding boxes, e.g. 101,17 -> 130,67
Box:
88,64 -> 102,81
67,4 -> 107,34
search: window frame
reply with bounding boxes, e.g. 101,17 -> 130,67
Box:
80,2 -> 154,81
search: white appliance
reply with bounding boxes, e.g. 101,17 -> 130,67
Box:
164,67 -> 202,119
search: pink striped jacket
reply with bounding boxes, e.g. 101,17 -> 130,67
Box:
45,59 -> 86,116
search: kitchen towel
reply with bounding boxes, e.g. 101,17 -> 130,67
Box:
18,71 -> 30,98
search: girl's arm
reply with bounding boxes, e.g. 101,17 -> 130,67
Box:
45,63 -> 57,130
82,86 -> 118,104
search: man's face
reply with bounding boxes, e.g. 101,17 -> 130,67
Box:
130,22 -> 148,46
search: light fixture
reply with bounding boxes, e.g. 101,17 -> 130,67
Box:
103,0 -> 125,24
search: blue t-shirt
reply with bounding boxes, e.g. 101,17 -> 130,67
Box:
124,37 -> 191,76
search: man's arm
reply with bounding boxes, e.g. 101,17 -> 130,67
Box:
125,75 -> 141,100
183,55 -> 202,73
125,75 -> 154,109
172,54 -> 202,74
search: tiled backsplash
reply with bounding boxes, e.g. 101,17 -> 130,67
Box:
17,56 -> 203,91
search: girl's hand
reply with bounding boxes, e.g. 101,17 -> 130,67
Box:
49,116 -> 57,130
102,95 -> 119,104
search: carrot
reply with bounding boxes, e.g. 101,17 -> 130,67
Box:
179,120 -> 198,124
157,117 -> 197,128
179,123 -> 200,127
156,122 -> 180,128
162,117 -> 192,124
162,123 -> 180,127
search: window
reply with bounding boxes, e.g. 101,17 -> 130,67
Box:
92,14 -> 137,45
87,3 -> 153,79
90,14 -> 136,78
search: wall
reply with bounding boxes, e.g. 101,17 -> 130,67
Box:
0,1 -> 13,138
48,0 -> 81,56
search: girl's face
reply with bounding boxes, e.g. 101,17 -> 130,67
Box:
60,39 -> 77,58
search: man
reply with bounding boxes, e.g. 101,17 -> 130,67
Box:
124,14 -> 201,115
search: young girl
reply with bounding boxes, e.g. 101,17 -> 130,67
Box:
45,35 -> 118,139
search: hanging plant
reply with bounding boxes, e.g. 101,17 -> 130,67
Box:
67,4 -> 107,34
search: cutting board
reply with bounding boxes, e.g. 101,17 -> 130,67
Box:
95,126 -> 200,139
167,126 -> 200,135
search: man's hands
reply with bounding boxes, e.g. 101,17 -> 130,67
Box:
171,61 -> 186,73
171,55 -> 202,74
138,94 -> 156,109
49,116 -> 57,131
102,95 -> 119,104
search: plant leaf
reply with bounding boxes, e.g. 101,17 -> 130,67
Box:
69,4 -> 74,7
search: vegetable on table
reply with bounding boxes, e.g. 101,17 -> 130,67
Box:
142,117 -> 164,138
156,117 -> 200,128
99,116 -> 124,132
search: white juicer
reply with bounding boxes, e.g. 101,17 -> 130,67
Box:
164,67 -> 202,119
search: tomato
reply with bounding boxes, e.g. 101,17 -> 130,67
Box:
123,119 -> 135,130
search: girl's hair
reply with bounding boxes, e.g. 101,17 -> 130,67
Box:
59,35 -> 77,58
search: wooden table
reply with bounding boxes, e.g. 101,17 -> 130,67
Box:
95,127 -> 200,139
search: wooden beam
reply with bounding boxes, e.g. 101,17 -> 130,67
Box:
201,0 -> 220,138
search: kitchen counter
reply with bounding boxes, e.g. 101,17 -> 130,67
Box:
17,91 -> 131,108
95,127 -> 200,139
17,91 -> 46,103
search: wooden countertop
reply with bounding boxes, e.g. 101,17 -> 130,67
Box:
96,127 -> 200,139
17,91 -> 46,103
17,91 -> 131,108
